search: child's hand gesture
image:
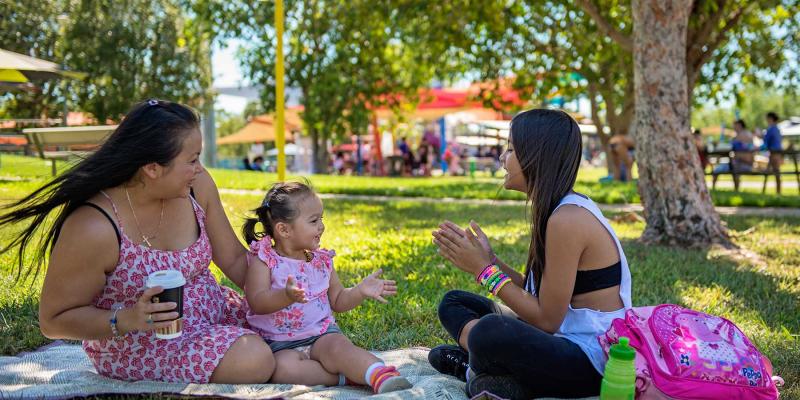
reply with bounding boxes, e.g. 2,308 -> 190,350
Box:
284,275 -> 308,303
357,269 -> 398,304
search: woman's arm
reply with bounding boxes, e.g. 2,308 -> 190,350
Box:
39,207 -> 176,340
434,208 -> 585,333
494,211 -> 583,333
464,221 -> 526,286
244,257 -> 306,314
193,170 -> 248,289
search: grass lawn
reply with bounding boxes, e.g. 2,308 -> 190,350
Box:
1,168 -> 799,398
2,154 -> 798,207
209,165 -> 800,208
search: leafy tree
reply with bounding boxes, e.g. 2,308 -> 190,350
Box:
693,84 -> 800,131
1,0 -> 212,122
575,0 -> 797,246
215,110 -> 248,158
192,0 -> 510,172
0,1 -> 67,120
193,1 -> 430,172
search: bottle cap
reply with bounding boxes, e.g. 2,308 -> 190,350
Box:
609,336 -> 636,361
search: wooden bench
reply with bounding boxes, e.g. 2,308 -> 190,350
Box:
22,125 -> 117,175
706,148 -> 799,194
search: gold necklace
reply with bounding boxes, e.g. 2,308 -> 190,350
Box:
124,187 -> 165,247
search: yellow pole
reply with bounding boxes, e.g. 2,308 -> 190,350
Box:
275,0 -> 286,181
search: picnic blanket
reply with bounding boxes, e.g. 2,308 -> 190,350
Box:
0,342 -> 598,399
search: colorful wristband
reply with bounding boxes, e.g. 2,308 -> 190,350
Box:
492,276 -> 512,296
488,273 -> 505,292
476,264 -> 497,284
486,271 -> 504,289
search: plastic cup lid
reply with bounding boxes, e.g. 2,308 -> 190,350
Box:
146,270 -> 186,289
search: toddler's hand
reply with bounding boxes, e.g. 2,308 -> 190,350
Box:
285,275 -> 308,303
358,269 -> 398,304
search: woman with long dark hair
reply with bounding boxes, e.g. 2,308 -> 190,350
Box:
430,109 -> 632,399
0,100 -> 275,384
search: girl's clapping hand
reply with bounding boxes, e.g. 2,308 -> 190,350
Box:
358,269 -> 398,304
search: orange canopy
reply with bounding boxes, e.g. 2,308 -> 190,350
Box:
249,108 -> 304,130
217,108 -> 303,145
217,119 -> 295,145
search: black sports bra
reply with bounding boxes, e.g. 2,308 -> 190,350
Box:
573,261 -> 622,295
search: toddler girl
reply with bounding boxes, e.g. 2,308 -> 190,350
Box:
242,181 -> 412,394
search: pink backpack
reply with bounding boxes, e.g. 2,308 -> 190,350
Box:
599,304 -> 782,399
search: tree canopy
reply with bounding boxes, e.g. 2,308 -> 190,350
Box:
1,0 -> 211,122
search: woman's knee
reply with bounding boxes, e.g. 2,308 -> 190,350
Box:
437,289 -> 471,321
467,314 -> 513,356
211,334 -> 275,383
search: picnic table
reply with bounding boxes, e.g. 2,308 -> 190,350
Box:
706,147 -> 799,193
22,125 -> 116,175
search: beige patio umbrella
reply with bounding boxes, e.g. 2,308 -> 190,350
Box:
0,48 -> 85,90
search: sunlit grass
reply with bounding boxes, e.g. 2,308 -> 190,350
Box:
1,154 -> 798,397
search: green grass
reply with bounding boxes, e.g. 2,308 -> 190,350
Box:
207,160 -> 799,208
1,154 -> 797,207
1,154 -> 799,398
1,176 -> 799,397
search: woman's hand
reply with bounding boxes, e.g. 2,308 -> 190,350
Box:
120,286 -> 180,334
432,220 -> 493,276
468,220 -> 495,260
284,275 -> 308,303
357,269 -> 398,304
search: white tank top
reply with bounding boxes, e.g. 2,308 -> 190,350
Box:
525,193 -> 633,374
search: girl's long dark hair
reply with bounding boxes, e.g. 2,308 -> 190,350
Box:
510,109 -> 582,294
0,100 -> 200,283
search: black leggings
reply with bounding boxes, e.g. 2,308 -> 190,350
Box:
438,290 -> 602,398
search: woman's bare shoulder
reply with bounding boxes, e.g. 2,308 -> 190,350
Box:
54,203 -> 119,263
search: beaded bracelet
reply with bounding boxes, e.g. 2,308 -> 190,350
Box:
491,276 -> 512,296
486,271 -> 504,290
476,263 -> 511,296
476,264 -> 499,285
487,273 -> 503,291
109,306 -> 124,337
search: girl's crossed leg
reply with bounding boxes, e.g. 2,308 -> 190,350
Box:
270,348 -> 339,386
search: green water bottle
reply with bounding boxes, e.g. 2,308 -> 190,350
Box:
600,336 -> 636,400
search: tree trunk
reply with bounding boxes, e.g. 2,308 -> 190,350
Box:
587,83 -> 616,176
309,129 -> 329,174
631,0 -> 729,247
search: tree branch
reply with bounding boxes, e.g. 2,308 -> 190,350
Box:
575,0 -> 633,52
587,82 -> 607,141
697,5 -> 751,69
687,0 -> 727,56
687,3 -> 753,88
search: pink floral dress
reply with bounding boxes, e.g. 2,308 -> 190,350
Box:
82,192 -> 257,383
246,237 -> 336,341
